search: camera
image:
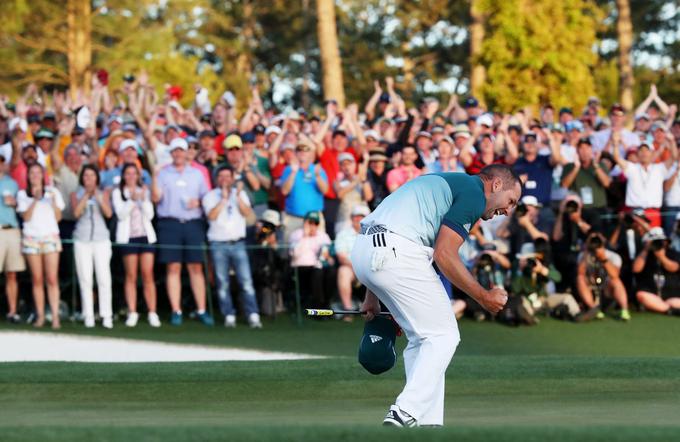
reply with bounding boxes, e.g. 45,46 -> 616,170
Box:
586,235 -> 603,253
565,200 -> 578,214
515,203 -> 528,217
522,258 -> 537,277
650,239 -> 665,252
623,213 -> 635,228
256,221 -> 277,243
477,253 -> 494,272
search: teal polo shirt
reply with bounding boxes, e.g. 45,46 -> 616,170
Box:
361,172 -> 486,247
0,175 -> 19,228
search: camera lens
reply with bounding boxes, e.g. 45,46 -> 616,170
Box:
515,203 -> 527,217
565,200 -> 578,214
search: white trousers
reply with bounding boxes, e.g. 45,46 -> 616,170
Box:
351,231 -> 460,426
74,240 -> 113,320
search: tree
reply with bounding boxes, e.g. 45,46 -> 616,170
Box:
615,0 -> 634,111
316,0 -> 345,107
480,0 -> 603,113
67,0 -> 92,97
469,0 -> 488,104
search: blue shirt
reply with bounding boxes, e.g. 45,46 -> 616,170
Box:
362,173 -> 486,247
281,164 -> 328,217
156,165 -> 208,220
512,154 -> 553,205
0,175 -> 19,228
100,165 -> 152,189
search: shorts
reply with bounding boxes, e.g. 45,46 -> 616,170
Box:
156,218 -> 206,264
0,228 -> 26,272
119,236 -> 156,256
22,233 -> 62,255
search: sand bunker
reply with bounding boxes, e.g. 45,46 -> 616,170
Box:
0,331 -> 322,363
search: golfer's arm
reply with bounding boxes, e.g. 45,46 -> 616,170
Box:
433,226 -> 487,303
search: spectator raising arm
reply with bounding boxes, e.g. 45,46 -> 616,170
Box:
364,80 -> 382,123
313,103 -> 336,157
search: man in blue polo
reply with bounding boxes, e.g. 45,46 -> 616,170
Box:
280,139 -> 329,242
352,164 -> 520,427
152,137 -> 213,326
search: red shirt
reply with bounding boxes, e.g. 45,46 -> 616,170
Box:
319,146 -> 359,199
214,133 -> 226,157
465,154 -> 507,175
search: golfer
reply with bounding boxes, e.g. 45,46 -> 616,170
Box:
351,164 -> 521,427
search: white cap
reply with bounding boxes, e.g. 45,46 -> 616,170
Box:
476,114 -> 494,128
9,117 -> 28,133
260,209 -> 281,227
364,130 -> 380,141
287,109 -> 302,120
169,137 -> 188,151
119,139 -> 138,152
338,152 -> 355,163
351,204 -> 370,217
515,242 -> 537,259
520,195 -> 542,208
642,227 -> 666,243
265,126 -> 282,136
75,106 -> 91,129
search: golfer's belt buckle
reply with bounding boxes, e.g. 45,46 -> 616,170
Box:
361,224 -> 388,235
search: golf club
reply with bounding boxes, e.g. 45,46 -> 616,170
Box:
305,309 -> 391,317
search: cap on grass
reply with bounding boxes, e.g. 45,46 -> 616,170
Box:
358,316 -> 397,375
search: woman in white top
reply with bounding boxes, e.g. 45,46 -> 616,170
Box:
71,165 -> 114,329
112,163 -> 160,327
16,163 -> 65,329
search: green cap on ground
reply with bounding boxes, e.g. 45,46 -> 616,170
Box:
357,316 -> 397,375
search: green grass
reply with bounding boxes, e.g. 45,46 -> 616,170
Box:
2,313 -> 680,441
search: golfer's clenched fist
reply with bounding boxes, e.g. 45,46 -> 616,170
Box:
481,287 -> 509,314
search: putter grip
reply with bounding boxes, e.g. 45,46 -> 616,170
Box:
305,309 -> 335,316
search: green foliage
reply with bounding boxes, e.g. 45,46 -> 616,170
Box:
481,0 -> 604,113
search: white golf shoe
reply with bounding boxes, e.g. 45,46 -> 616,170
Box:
224,315 -> 236,328
383,405 -> 417,428
248,313 -> 262,329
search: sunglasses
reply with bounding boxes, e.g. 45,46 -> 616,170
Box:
227,146 -> 242,151
296,147 -> 312,152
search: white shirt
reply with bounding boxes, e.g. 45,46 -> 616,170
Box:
16,186 -> 65,237
548,143 -> 577,201
663,164 -> 680,207
154,142 -> 173,168
202,187 -> 251,242
624,162 -> 667,208
591,128 -> 640,155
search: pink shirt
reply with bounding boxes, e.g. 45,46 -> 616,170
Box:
289,228 -> 331,268
192,161 -> 213,190
386,165 -> 422,191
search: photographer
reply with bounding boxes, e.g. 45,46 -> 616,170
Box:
251,209 -> 288,317
575,231 -> 631,321
608,209 -> 650,295
470,244 -> 510,322
510,239 -> 581,324
552,195 -> 591,291
632,227 -> 680,315
497,195 -> 548,258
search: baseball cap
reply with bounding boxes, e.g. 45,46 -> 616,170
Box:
610,103 -> 625,115
358,316 -> 398,375
520,195 -> 542,208
476,114 -> 494,128
280,142 -> 295,152
453,123 -> 471,138
43,111 -> 56,121
332,129 -> 347,138
524,132 -> 538,142
588,96 -> 601,105
35,128 -> 55,140
242,132 -> 255,143
515,242 -> 539,260
8,118 -> 28,133
26,114 -> 41,124
198,130 -> 216,139
169,137 -> 188,151
369,152 -> 388,162
338,152 -> 355,163
559,107 -> 573,115
439,136 -> 455,146
431,126 -> 445,134
577,137 -> 592,146
287,109 -> 302,120
119,139 -> 138,152
379,92 -> 391,103
223,134 -> 243,150
351,204 -> 370,217
635,113 -> 651,122
550,123 -> 565,133
463,97 -> 479,108
260,209 -> 281,227
565,120 -> 585,133
364,130 -> 379,141
296,140 -> 315,152
416,131 -> 432,139
265,126 -> 282,136
642,227 -> 666,243
651,122 -> 667,132
304,211 -> 321,224
253,124 -> 266,134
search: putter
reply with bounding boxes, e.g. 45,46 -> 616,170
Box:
305,308 -> 391,317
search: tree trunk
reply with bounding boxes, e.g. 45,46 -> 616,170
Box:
469,0 -> 486,106
67,0 -> 92,99
616,0 -> 634,113
316,0 -> 345,108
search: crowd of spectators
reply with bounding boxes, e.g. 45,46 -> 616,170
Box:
1,73 -> 680,330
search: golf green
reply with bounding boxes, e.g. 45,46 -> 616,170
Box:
1,313 -> 679,441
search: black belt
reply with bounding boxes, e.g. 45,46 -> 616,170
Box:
0,225 -> 17,230
159,217 -> 200,224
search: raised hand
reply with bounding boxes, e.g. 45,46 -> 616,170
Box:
481,287 -> 508,314
373,80 -> 382,94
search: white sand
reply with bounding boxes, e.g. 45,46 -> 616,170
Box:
0,331 -> 322,363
